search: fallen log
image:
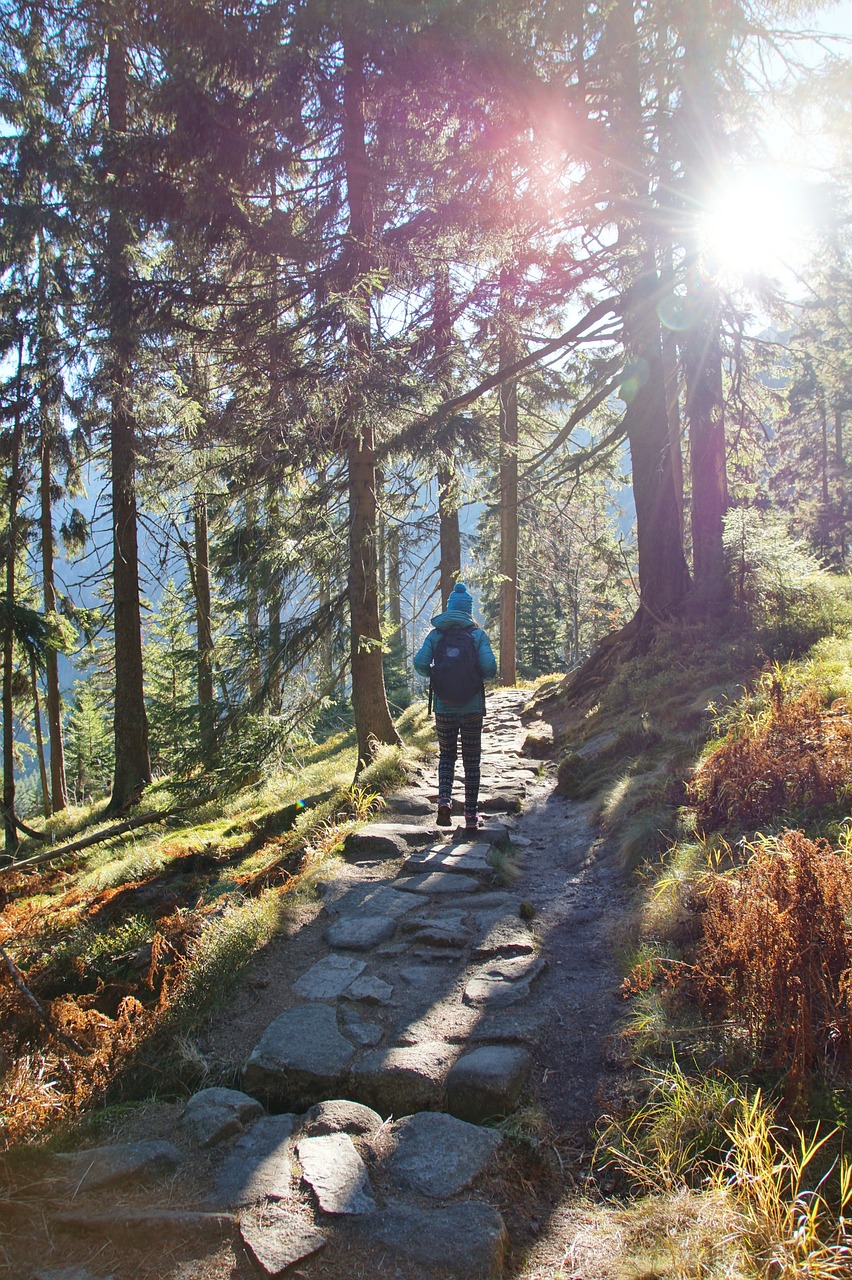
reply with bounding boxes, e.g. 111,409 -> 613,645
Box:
0,806 -> 191,875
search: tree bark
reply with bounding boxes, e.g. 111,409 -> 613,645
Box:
438,466 -> 461,606
342,26 -> 400,768
2,336 -> 24,856
30,655 -> 51,818
192,488 -> 215,754
498,270 -> 519,685
610,0 -> 691,621
104,17 -> 151,815
37,233 -> 68,813
677,1 -> 729,609
433,266 -> 461,606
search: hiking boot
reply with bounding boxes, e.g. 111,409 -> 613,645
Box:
464,813 -> 484,830
436,804 -> 452,827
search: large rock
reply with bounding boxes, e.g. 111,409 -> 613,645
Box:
348,1041 -> 455,1114
380,1111 -> 502,1197
179,1086 -> 264,1148
240,1205 -> 327,1275
342,823 -> 438,862
367,1199 -> 507,1278
209,1113 -> 297,1208
292,953 -> 366,999
446,1046 -> 532,1123
521,725 -> 554,757
296,1134 -> 376,1215
322,882 -> 416,920
48,1141 -> 182,1191
324,915 -> 397,950
243,1005 -> 356,1106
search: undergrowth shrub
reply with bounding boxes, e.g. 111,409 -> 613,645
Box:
688,831 -> 852,1097
691,675 -> 852,831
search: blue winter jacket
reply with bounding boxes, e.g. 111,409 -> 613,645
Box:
413,608 -> 498,716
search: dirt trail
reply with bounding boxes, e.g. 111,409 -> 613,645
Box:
9,691 -> 633,1280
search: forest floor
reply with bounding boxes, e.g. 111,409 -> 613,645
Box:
5,693 -> 653,1280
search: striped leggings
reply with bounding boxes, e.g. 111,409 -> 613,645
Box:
435,713 -> 483,815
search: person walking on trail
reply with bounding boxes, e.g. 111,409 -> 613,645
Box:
414,582 -> 497,830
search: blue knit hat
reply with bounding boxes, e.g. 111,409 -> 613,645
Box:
448,582 -> 473,615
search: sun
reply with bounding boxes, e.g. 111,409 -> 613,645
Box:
698,168 -> 809,288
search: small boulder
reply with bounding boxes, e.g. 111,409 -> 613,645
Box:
180,1087 -> 264,1148
380,1111 -> 502,1197
301,1099 -> 383,1138
446,1046 -> 532,1123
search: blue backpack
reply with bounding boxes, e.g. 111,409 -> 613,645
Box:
428,626 -> 484,712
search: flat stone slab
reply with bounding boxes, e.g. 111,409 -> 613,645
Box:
48,1141 -> 182,1191
324,915 -> 397,950
180,1087 -> 264,1148
209,1114 -> 297,1208
292,953 -> 367,999
240,1204 -> 327,1275
472,917 -> 537,959
408,922 -> 473,948
323,882 -> 415,919
469,1007 -> 550,1046
402,841 -> 495,878
342,823 -> 438,861
296,1134 -> 376,1215
54,1208 -> 234,1239
342,974 -> 394,1004
393,872 -> 482,896
367,1199 -> 507,1278
380,1111 -> 502,1197
446,1046 -> 532,1123
463,957 -> 547,1008
338,1008 -> 384,1046
301,1099 -> 383,1138
349,1041 -> 455,1114
243,1006 -> 356,1105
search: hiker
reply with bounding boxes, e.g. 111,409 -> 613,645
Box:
414,582 -> 497,830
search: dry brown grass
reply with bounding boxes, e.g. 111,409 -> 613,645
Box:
684,831 -> 852,1100
690,679 -> 852,831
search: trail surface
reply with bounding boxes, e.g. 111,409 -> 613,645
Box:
14,690 -> 629,1280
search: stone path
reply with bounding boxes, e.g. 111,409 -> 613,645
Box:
27,691 -> 627,1280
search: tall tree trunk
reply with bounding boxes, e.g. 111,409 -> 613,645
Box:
105,18 -> 151,815
677,0 -> 729,610
610,0 -> 690,622
2,336 -> 24,856
30,656 -> 50,818
437,466 -> 461,606
192,488 -> 215,755
37,232 -> 68,813
498,270 -> 518,685
341,26 -> 400,769
387,523 -> 404,647
40,429 -> 68,812
434,266 -> 460,605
